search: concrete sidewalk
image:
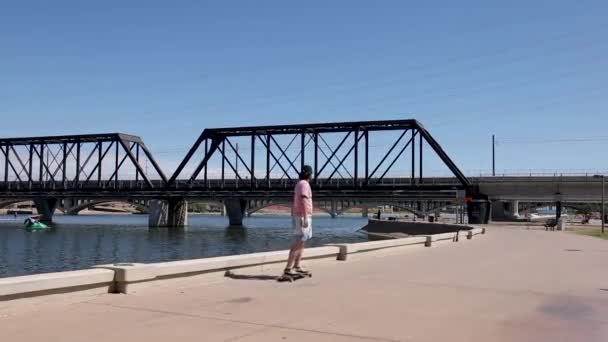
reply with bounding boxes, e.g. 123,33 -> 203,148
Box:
1,227 -> 607,341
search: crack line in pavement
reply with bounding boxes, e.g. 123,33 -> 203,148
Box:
85,302 -> 401,342
393,280 -> 608,302
222,325 -> 279,342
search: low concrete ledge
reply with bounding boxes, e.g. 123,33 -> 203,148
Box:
94,263 -> 158,283
331,228 -> 487,260
430,232 -> 458,242
362,219 -> 473,235
331,236 -> 428,260
93,263 -> 161,294
470,228 -> 485,236
101,246 -> 341,293
154,246 -> 339,278
0,269 -> 115,301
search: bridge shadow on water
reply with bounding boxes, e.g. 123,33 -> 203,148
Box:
224,226 -> 248,242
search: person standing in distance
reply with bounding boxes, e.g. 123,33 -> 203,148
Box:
284,165 -> 313,276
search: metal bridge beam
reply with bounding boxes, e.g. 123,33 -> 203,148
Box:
0,133 -> 166,192
1,120 -> 472,216
167,119 -> 470,193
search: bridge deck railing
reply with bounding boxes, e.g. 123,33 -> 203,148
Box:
0,174 -> 605,193
0,177 -> 465,192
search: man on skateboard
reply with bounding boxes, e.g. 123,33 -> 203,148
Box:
283,165 -> 313,278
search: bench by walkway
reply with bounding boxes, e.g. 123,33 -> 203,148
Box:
1,227 -> 607,341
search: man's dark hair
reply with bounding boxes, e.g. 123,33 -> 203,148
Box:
299,165 -> 313,180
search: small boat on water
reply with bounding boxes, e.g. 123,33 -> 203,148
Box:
24,217 -> 49,230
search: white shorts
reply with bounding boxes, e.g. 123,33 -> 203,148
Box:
292,216 -> 313,242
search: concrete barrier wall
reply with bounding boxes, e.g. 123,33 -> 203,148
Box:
1,230 -> 487,299
431,232 -> 456,241
470,227 -> 486,236
330,236 -> 429,260
94,246 -> 341,294
153,246 -> 340,278
0,269 -> 115,301
362,219 -> 473,235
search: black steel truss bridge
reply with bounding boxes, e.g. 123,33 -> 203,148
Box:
0,120 -> 471,203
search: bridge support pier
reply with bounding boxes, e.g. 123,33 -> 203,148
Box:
361,206 -> 368,218
224,199 -> 248,227
168,199 -> 188,227
148,199 -> 188,228
330,200 -> 337,218
63,199 -> 79,215
34,198 -> 58,223
509,200 -> 519,218
490,201 -> 503,222
490,200 -> 521,222
149,200 -> 168,228
417,201 -> 427,219
466,199 -> 490,224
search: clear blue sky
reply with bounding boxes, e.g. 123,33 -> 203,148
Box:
1,1 -> 607,176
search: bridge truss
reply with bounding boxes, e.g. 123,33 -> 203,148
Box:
0,133 -> 167,193
0,120 -> 471,203
170,119 -> 470,195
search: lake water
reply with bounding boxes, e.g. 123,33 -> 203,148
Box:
0,214 -> 368,278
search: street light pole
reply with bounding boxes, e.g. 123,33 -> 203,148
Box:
594,174 -> 605,234
602,175 -> 605,234
492,134 -> 496,176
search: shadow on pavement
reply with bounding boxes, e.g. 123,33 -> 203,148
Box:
224,271 -> 277,281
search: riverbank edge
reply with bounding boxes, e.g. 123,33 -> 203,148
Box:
0,227 -> 485,301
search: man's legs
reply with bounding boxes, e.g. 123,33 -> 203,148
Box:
293,215 -> 311,271
293,241 -> 305,268
285,240 -> 304,271
285,215 -> 311,273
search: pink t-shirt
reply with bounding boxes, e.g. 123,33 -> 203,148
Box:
293,180 -> 313,217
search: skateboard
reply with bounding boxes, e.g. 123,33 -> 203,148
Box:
277,272 -> 312,282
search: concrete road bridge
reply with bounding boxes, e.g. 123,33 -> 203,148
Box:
1,119 -> 604,226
